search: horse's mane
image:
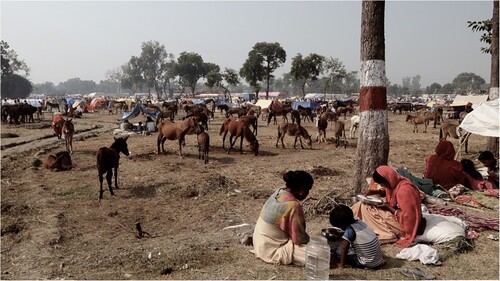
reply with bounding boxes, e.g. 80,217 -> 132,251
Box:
243,126 -> 257,142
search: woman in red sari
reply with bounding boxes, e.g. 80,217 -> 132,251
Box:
424,140 -> 466,190
351,165 -> 423,248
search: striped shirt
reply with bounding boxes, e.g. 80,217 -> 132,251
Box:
342,220 -> 385,268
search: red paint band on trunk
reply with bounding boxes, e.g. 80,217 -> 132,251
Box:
359,86 -> 387,112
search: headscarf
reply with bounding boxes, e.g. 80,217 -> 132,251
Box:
375,165 -> 422,248
424,141 -> 465,189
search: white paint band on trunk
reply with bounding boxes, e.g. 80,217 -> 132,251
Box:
360,60 -> 387,87
358,110 -> 388,139
490,87 -> 499,100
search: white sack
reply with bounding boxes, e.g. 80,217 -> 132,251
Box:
415,213 -> 466,244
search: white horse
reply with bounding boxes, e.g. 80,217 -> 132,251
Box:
349,115 -> 360,139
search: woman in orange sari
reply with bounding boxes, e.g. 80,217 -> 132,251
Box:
351,165 -> 423,248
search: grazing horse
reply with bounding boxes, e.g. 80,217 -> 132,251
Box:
439,122 -> 469,154
62,118 -> 75,153
220,118 -> 259,155
239,115 -> 258,135
315,113 -> 328,143
349,115 -> 360,139
226,107 -> 247,118
406,114 -> 428,133
157,117 -> 199,156
332,120 -> 347,148
44,151 -> 73,171
96,136 -> 130,199
276,123 -> 312,149
336,106 -> 354,120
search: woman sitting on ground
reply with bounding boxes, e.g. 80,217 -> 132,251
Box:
478,151 -> 499,189
461,159 -> 495,190
252,170 -> 314,266
351,165 -> 423,248
424,140 -> 466,190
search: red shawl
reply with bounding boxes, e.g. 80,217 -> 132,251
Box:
424,140 -> 465,190
376,165 -> 422,248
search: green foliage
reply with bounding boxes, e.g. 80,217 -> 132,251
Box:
175,52 -> 206,95
240,51 -> 265,95
1,74 -> 33,98
452,72 -> 486,93
468,19 -> 492,54
425,82 -> 442,95
290,53 -> 325,97
204,62 -> 221,89
1,40 -> 32,98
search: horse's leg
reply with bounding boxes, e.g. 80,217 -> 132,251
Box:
113,166 -> 119,189
227,135 -> 235,154
423,122 -> 428,133
293,135 -> 298,149
157,134 -> 163,154
298,135 -> 305,149
106,169 -> 114,196
99,173 -> 105,199
178,136 -> 184,157
239,134 -> 244,154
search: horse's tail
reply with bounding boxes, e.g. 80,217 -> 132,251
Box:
219,122 -> 226,135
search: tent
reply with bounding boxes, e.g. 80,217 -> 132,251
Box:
459,99 -> 499,137
304,93 -> 325,99
118,103 -> 158,121
254,99 -> 273,109
449,94 -> 489,107
257,92 -> 288,99
291,101 -> 320,110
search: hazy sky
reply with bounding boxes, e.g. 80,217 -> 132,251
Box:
1,1 -> 494,88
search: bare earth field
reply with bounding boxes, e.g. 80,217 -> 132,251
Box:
1,109 -> 498,280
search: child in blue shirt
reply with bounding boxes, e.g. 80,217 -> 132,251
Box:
329,204 -> 385,269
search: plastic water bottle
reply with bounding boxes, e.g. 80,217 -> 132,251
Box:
305,235 -> 330,280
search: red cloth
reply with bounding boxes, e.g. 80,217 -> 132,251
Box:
424,141 -> 466,190
376,166 -> 422,248
52,115 -> 64,135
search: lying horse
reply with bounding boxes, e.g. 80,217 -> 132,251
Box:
96,136 -> 130,199
62,118 -> 75,153
406,114 -> 428,133
220,117 -> 259,155
276,123 -> 312,149
157,117 -> 199,156
44,151 -> 73,171
439,122 -> 469,154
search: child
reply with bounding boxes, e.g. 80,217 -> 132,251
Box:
329,204 -> 385,269
478,151 -> 499,188
461,159 -> 495,190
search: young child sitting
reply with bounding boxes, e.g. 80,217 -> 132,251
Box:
329,204 -> 385,269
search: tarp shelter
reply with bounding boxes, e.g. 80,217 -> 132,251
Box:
118,103 -> 158,121
254,99 -> 273,109
292,101 -> 320,110
90,98 -> 107,109
304,93 -> 325,99
459,99 -> 499,137
257,92 -> 288,99
449,95 -> 489,107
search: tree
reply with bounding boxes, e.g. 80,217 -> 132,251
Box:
105,67 -> 125,94
410,75 -> 422,95
174,52 -> 206,96
240,51 -> 265,98
425,82 -> 442,96
1,40 -> 30,78
1,74 -> 33,98
353,0 -> 389,194
139,41 -> 172,97
318,57 -> 347,94
220,68 -> 240,99
290,53 -> 325,97
244,42 -> 286,99
451,72 -> 486,93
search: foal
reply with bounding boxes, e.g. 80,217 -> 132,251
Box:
44,151 -> 73,171
195,125 -> 210,164
276,123 -> 313,149
96,136 -> 130,199
62,118 -> 75,153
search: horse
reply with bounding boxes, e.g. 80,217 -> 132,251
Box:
96,136 -> 130,199
226,107 -> 247,118
238,115 -> 258,135
276,123 -> 312,149
217,104 -> 230,116
458,111 -> 469,123
62,118 -> 75,153
290,110 -> 301,125
219,118 -> 259,155
195,126 -> 210,164
332,120 -> 347,148
296,106 -> 314,123
315,113 -> 328,143
439,122 -> 469,154
267,100 -> 292,125
44,100 -> 61,112
321,111 -> 338,130
349,115 -> 360,139
43,151 -> 73,171
406,114 -> 428,133
157,116 -> 199,156
184,112 -> 209,131
336,105 -> 354,120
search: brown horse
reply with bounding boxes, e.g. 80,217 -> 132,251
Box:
458,111 -> 469,123
276,123 -> 312,149
315,113 -> 328,143
406,114 -> 428,133
220,118 -> 259,155
336,105 -> 354,120
44,151 -> 73,171
62,118 -> 75,153
195,126 -> 210,164
157,117 -> 199,156
332,120 -> 347,148
439,122 -> 469,154
96,136 -> 130,199
267,101 -> 292,125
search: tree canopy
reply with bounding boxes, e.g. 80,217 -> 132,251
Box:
1,41 -> 32,98
290,53 -> 325,97
174,52 -> 206,96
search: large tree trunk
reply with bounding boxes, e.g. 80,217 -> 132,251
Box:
487,0 -> 499,156
353,0 -> 389,194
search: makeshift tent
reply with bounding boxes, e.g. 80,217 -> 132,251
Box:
291,101 -> 320,110
90,98 -> 107,109
449,95 -> 489,107
254,99 -> 273,109
304,93 -> 325,99
118,103 -> 158,121
459,99 -> 499,137
257,92 -> 288,99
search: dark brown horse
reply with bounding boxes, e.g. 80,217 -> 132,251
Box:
157,117 -> 199,156
96,136 -> 130,199
267,101 -> 292,125
276,123 -> 312,149
62,118 -> 75,153
44,151 -> 73,171
316,113 -> 329,143
195,126 -> 210,164
220,118 -> 259,155
332,120 -> 347,148
217,104 -> 230,116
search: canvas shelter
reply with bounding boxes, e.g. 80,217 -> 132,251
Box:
459,99 -> 499,138
291,101 -> 320,110
254,99 -> 273,109
449,95 -> 489,107
118,103 -> 158,122
304,93 -> 325,99
257,92 -> 288,99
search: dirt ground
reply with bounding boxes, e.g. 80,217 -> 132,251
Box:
1,108 -> 498,280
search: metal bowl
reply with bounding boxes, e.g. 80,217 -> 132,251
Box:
321,227 -> 344,240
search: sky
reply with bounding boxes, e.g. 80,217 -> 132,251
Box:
0,0 -> 494,88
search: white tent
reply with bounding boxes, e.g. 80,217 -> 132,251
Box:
459,99 -> 499,137
450,94 -> 489,107
304,93 -> 325,99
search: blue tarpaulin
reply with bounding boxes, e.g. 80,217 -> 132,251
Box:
118,103 -> 158,121
291,101 -> 320,110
